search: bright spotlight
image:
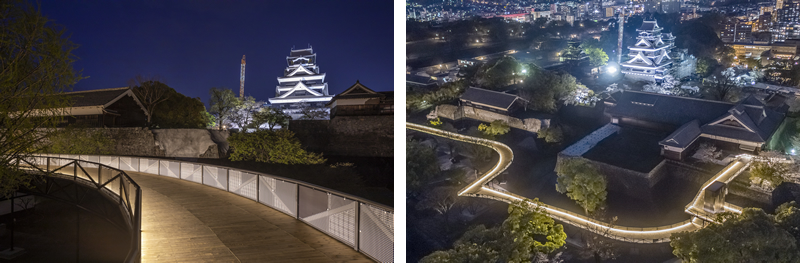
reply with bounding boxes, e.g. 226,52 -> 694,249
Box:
608,66 -> 618,74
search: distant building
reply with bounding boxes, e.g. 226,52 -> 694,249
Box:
459,87 -> 525,115
53,87 -> 149,127
268,47 -> 334,120
327,81 -> 393,118
498,13 -> 529,22
620,20 -> 676,82
606,91 -> 787,160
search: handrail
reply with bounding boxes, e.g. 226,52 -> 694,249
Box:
14,156 -> 141,263
30,153 -> 393,263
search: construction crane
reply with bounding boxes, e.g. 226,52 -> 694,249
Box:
240,55 -> 246,98
616,5 -> 634,63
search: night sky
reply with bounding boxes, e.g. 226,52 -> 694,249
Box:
39,0 -> 394,108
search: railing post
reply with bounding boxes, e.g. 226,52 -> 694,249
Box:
354,202 -> 360,251
256,175 -> 260,203
296,184 -> 300,219
226,169 -> 230,192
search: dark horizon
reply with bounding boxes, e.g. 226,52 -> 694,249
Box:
39,0 -> 393,108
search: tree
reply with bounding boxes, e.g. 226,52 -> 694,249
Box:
208,87 -> 240,129
251,107 -> 290,131
129,75 -> 169,125
407,139 -> 440,194
478,120 -> 510,138
227,129 -> 325,165
415,186 -> 459,227
670,208 -> 800,263
775,201 -> 800,242
538,126 -> 563,143
702,68 -> 742,102
519,70 -> 579,112
145,86 -> 209,128
749,159 -> 790,188
556,159 -> 607,215
229,95 -> 259,129
202,111 -> 216,128
695,57 -> 715,77
584,47 -> 609,67
477,56 -> 522,90
421,199 -> 567,263
0,0 -> 82,197
297,101 -> 328,120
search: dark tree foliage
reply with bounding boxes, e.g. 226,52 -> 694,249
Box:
147,84 -> 209,128
670,208 -> 800,263
406,138 -> 439,195
227,129 -> 324,165
0,0 -> 82,197
518,68 -> 579,112
420,199 -> 567,263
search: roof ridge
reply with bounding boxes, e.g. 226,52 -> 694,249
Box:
624,90 -> 734,105
468,87 -> 516,97
63,87 -> 129,94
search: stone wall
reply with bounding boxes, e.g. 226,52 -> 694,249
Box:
289,115 -> 393,157
46,127 -> 228,158
435,104 -> 547,133
556,154 -> 670,201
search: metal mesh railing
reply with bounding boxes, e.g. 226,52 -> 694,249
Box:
15,155 -> 142,263
32,154 -> 393,263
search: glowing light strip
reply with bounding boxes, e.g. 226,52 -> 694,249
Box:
405,122 -> 757,241
481,187 -> 694,235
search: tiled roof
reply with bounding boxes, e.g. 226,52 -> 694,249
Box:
605,91 -> 733,126
62,87 -> 130,107
460,87 -> 519,110
660,119 -> 701,148
290,49 -> 314,57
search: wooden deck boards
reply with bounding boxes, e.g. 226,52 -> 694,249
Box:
130,171 -> 373,263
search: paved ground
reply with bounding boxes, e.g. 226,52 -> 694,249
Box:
129,171 -> 373,263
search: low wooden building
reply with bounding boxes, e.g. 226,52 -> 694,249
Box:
55,87 -> 150,127
605,90 -> 787,160
326,81 -> 393,118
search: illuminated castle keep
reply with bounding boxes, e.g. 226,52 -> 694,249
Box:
268,47 -> 333,119
621,20 -> 676,82
621,19 -> 696,83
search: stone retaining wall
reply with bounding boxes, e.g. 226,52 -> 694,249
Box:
556,154 -> 670,201
435,104 -> 547,133
289,115 -> 393,157
46,128 -> 228,158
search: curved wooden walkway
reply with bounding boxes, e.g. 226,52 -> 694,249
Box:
129,170 -> 373,263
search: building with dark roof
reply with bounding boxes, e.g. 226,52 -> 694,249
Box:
326,81 -> 393,118
459,87 -> 525,115
606,90 -> 787,160
405,74 -> 438,92
53,87 -> 149,127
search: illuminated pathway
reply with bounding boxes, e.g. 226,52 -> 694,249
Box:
408,122 -> 767,243
37,166 -> 373,263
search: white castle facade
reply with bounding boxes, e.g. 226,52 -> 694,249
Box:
621,19 -> 696,83
268,47 -> 333,119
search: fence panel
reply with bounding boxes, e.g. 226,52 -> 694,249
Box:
180,163 -> 202,184
359,204 -> 394,263
100,156 -> 119,169
258,176 -> 297,216
202,166 -> 228,190
159,160 -> 179,178
80,155 -> 99,168
139,158 -> 159,174
326,194 -> 357,247
119,157 -> 139,172
229,171 -> 257,201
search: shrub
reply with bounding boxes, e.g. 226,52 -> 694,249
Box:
228,130 -> 325,165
